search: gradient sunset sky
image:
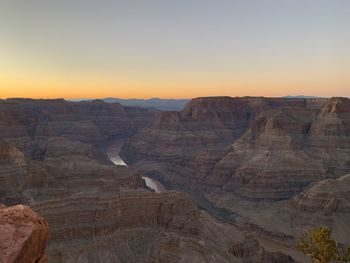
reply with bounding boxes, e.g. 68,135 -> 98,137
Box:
0,0 -> 349,99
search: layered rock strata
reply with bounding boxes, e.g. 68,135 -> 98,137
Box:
0,98 -> 156,161
121,96 -> 350,251
230,238 -> 296,263
0,98 -> 295,262
290,174 -> 350,213
122,97 -> 350,202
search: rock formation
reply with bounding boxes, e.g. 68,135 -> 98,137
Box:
122,96 -> 350,202
121,96 -> 350,258
32,191 -> 245,263
121,96 -> 314,161
0,204 -> 49,263
0,98 -> 298,262
0,98 -> 156,153
290,174 -> 350,214
230,238 -> 297,263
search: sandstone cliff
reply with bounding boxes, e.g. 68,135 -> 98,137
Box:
0,204 -> 49,263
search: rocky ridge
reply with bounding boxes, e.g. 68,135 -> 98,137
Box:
290,174 -> 350,213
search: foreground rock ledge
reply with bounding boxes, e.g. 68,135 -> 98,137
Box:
0,204 -> 49,263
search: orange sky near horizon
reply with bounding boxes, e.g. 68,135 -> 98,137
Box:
1,65 -> 349,99
1,77 -> 348,100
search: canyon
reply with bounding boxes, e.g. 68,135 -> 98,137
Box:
0,98 -> 286,263
121,96 -> 350,254
1,96 -> 349,262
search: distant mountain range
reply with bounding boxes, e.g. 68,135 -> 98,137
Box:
102,98 -> 190,111
282,95 -> 323,99
70,98 -> 190,111
70,96 -> 328,111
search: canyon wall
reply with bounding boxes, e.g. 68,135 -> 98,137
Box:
0,98 -> 290,262
121,96 -> 350,247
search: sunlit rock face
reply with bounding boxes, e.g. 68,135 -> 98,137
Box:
0,204 -> 49,263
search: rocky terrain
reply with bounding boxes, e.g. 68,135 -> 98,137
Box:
0,98 -> 155,206
121,96 -> 350,255
290,174 -> 350,214
121,96 -> 321,161
0,98 -> 156,147
0,204 -> 49,263
32,191 -> 248,263
0,98 -> 301,262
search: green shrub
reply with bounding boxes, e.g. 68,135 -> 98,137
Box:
298,227 -> 350,263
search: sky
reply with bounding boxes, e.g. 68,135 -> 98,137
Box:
0,0 -> 349,99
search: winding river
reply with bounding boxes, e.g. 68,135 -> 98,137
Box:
107,140 -> 166,193
106,139 -> 237,223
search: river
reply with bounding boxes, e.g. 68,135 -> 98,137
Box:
106,139 -> 237,223
107,139 -> 166,193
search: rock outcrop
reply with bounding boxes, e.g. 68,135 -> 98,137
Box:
240,174 -> 350,247
290,174 -> 350,213
230,238 -> 297,263
0,204 -> 49,263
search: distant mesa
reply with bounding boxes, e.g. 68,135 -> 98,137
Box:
68,96 -> 338,111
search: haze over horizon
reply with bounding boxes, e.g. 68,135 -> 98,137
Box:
1,0 -> 349,99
